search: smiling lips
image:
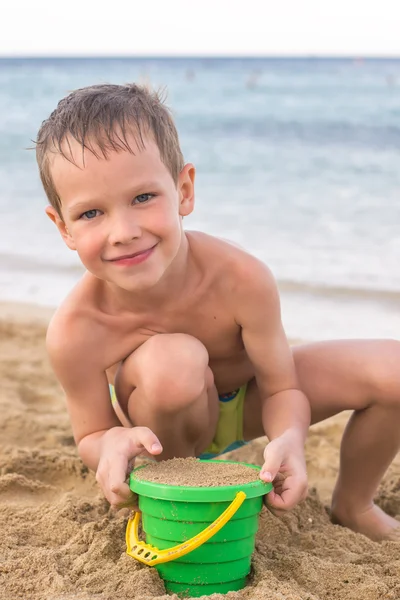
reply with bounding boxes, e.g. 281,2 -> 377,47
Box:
109,245 -> 156,266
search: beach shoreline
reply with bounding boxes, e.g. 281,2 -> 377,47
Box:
0,299 -> 55,324
0,301 -> 399,600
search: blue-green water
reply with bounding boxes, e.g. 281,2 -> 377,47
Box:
1,57 -> 400,339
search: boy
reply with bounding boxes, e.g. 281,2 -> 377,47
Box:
37,83 -> 400,542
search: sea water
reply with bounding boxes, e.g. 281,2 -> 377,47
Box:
1,57 -> 400,340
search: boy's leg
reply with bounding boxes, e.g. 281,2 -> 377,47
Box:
114,333 -> 220,458
293,339 -> 400,541
243,339 -> 400,541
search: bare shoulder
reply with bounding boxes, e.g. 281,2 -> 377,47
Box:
46,275 -> 104,370
186,230 -> 277,293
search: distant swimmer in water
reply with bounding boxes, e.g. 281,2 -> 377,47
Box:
246,69 -> 262,89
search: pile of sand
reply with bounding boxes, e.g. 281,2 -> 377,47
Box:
133,457 -> 262,486
0,302 -> 399,600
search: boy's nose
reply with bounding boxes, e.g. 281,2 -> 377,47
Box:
108,213 -> 142,245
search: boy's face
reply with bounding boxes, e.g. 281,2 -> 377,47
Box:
46,133 -> 195,293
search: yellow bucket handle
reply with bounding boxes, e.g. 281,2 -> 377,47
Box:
126,490 -> 246,566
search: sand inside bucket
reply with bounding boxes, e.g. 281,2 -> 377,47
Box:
134,457 -> 259,486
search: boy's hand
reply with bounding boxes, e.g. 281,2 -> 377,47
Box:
259,433 -> 308,512
96,426 -> 163,507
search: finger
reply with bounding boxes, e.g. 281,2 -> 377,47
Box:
114,492 -> 140,511
97,453 -> 131,505
265,480 -> 307,512
104,462 -> 139,507
107,480 -> 133,507
260,443 -> 284,483
265,488 -> 296,511
263,496 -> 287,518
97,428 -> 162,505
130,427 -> 163,456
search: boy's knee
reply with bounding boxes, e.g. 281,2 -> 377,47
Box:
125,333 -> 210,410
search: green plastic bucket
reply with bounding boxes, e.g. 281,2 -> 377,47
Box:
127,460 -> 272,597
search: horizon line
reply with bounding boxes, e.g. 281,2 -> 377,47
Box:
1,53 -> 400,60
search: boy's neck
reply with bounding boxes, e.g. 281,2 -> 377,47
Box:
103,231 -> 196,314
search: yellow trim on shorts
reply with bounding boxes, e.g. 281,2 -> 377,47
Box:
109,384 -> 118,405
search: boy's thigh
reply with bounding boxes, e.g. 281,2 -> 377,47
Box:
292,339 -> 399,424
243,339 -> 397,437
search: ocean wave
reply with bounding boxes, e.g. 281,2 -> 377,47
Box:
184,118 -> 400,150
0,252 -> 84,276
3,250 -> 400,306
277,278 -> 400,304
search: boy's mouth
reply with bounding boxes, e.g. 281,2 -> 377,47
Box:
108,244 -> 157,266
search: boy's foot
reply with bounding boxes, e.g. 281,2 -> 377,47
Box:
331,502 -> 400,542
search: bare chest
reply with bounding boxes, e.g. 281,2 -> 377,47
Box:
103,296 -> 243,370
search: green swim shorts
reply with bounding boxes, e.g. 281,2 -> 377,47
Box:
200,385 -> 248,459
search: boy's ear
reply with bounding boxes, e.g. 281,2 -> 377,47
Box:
178,163 -> 195,217
45,206 -> 77,251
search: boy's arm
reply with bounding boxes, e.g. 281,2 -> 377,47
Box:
234,258 -> 310,510
46,317 -> 162,505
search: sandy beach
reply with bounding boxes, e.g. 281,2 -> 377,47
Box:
0,301 -> 399,600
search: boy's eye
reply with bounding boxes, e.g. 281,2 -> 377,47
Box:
134,193 -> 154,204
80,209 -> 100,220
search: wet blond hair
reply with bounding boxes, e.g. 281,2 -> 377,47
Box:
35,83 -> 184,216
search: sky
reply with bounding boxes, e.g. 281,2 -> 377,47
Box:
1,0 -> 400,57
